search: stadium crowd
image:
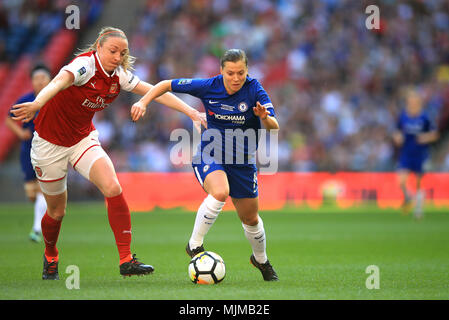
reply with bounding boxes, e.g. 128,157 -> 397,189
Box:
3,0 -> 449,173
91,0 -> 449,173
0,0 -> 103,62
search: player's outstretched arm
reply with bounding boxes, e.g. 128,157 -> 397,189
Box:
5,117 -> 33,140
253,101 -> 279,130
11,70 -> 74,123
417,130 -> 439,144
131,80 -> 207,129
4,117 -> 32,140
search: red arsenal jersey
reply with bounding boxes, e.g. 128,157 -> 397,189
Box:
34,51 -> 140,147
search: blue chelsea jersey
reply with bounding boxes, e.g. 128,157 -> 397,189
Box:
171,75 -> 276,165
396,109 -> 435,157
9,92 -> 38,152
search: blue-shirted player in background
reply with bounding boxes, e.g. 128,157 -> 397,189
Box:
131,49 -> 280,281
392,88 -> 439,219
5,63 -> 50,241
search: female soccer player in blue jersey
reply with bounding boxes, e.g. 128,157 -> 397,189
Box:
131,49 -> 279,281
392,88 -> 439,218
5,63 -> 50,242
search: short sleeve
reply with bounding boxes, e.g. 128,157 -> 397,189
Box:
118,66 -> 140,92
61,55 -> 95,86
171,78 -> 210,98
255,80 -> 276,118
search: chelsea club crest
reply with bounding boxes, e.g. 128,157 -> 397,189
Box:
238,102 -> 248,112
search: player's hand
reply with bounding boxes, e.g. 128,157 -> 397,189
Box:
10,102 -> 39,123
253,101 -> 270,120
130,100 -> 147,122
189,110 -> 207,133
392,132 -> 404,146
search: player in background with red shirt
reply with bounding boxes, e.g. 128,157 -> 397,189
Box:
11,27 -> 206,280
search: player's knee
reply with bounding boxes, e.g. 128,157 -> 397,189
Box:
100,180 -> 122,198
47,206 -> 66,220
209,190 -> 228,202
241,215 -> 259,226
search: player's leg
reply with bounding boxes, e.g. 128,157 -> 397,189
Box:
72,132 -> 153,276
228,166 -> 278,281
187,166 -> 228,256
31,134 -> 69,280
88,156 -> 131,262
232,197 -> 278,281
39,186 -> 68,281
231,197 -> 265,259
22,152 -> 46,241
414,173 -> 425,219
24,180 -> 39,242
30,182 -> 47,240
397,169 -> 412,214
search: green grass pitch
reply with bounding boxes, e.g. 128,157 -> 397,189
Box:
0,202 -> 448,300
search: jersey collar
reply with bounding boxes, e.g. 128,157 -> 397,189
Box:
94,52 -> 117,78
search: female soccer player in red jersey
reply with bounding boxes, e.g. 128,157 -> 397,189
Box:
11,27 -> 206,280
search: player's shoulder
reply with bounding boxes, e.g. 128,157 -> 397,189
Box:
244,76 -> 265,94
69,51 -> 95,65
245,75 -> 261,86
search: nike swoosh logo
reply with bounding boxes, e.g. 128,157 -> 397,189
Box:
255,235 -> 264,240
204,215 -> 215,220
209,100 -> 219,104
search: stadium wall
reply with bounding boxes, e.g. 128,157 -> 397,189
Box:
116,172 -> 449,212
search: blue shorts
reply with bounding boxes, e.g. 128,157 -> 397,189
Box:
192,161 -> 258,199
20,147 -> 36,182
398,153 -> 426,174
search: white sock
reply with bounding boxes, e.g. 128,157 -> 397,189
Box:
414,190 -> 425,218
242,216 -> 267,264
189,194 -> 225,250
33,192 -> 47,233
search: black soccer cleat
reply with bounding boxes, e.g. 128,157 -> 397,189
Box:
42,255 -> 59,280
186,242 -> 205,258
250,254 -> 279,281
119,254 -> 154,278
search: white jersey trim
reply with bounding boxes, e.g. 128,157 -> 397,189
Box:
61,55 -> 96,87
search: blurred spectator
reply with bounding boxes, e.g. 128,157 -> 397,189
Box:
5,0 -> 449,173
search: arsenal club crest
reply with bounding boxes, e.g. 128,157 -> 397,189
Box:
109,83 -> 118,94
35,166 -> 43,177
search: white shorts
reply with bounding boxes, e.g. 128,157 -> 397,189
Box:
30,130 -> 108,195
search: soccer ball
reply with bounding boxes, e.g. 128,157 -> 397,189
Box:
188,251 -> 226,284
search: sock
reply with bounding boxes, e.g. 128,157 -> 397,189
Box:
41,212 -> 62,259
242,216 -> 267,264
33,192 -> 47,233
189,194 -> 225,250
106,193 -> 132,265
414,190 -> 425,217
